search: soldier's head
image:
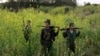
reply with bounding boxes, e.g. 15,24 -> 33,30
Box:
27,20 -> 31,25
44,19 -> 51,28
69,23 -> 74,29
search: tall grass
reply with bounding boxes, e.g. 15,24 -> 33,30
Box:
0,6 -> 100,56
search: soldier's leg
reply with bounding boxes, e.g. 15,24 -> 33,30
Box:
71,43 -> 75,53
40,46 -> 46,56
68,48 -> 71,56
48,45 -> 53,56
73,43 -> 76,56
69,43 -> 76,56
44,47 -> 49,56
40,46 -> 44,56
70,46 -> 75,53
67,42 -> 71,56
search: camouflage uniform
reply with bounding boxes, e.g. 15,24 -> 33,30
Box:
63,23 -> 80,56
23,20 -> 32,42
40,19 -> 59,56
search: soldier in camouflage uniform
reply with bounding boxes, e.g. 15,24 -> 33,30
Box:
23,20 -> 32,56
40,19 -> 59,56
23,20 -> 32,42
63,23 -> 80,56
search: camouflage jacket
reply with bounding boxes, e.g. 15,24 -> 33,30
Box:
41,27 -> 59,45
63,29 -> 80,44
23,25 -> 32,41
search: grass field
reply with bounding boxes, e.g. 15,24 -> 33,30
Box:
0,6 -> 100,56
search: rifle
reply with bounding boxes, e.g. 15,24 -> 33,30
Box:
22,17 -> 28,42
60,28 -> 82,31
22,17 -> 25,30
38,26 -> 59,29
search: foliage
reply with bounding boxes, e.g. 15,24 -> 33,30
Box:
0,6 -> 100,56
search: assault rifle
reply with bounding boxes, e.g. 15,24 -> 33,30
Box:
38,26 -> 59,29
60,28 -> 82,31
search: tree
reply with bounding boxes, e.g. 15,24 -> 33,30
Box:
85,2 -> 91,6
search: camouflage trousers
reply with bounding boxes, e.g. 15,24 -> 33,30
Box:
40,45 -> 53,56
67,42 -> 76,56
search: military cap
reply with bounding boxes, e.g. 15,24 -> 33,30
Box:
44,19 -> 51,24
69,23 -> 74,26
27,20 -> 31,23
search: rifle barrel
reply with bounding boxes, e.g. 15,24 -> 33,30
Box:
38,26 -> 59,28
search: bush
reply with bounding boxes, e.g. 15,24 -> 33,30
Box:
48,7 -> 65,14
38,6 -> 53,13
0,4 -> 3,9
85,3 -> 91,6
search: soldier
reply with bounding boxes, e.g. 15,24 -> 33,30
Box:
40,19 -> 59,56
23,20 -> 32,42
62,23 -> 80,56
23,20 -> 32,56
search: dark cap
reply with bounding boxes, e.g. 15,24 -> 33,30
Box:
44,19 -> 51,24
69,23 -> 74,26
27,20 -> 31,23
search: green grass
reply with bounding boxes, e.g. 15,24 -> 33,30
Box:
0,6 -> 100,56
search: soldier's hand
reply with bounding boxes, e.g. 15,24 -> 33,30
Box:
63,30 -> 66,32
77,29 -> 80,33
51,40 -> 54,42
58,27 -> 60,30
77,29 -> 80,32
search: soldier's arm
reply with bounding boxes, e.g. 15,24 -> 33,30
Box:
29,26 -> 32,33
50,28 -> 59,41
76,30 -> 80,37
63,30 -> 68,38
23,25 -> 26,31
54,27 -> 60,37
40,29 -> 44,45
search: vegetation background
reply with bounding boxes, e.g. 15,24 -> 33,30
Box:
0,4 -> 100,56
